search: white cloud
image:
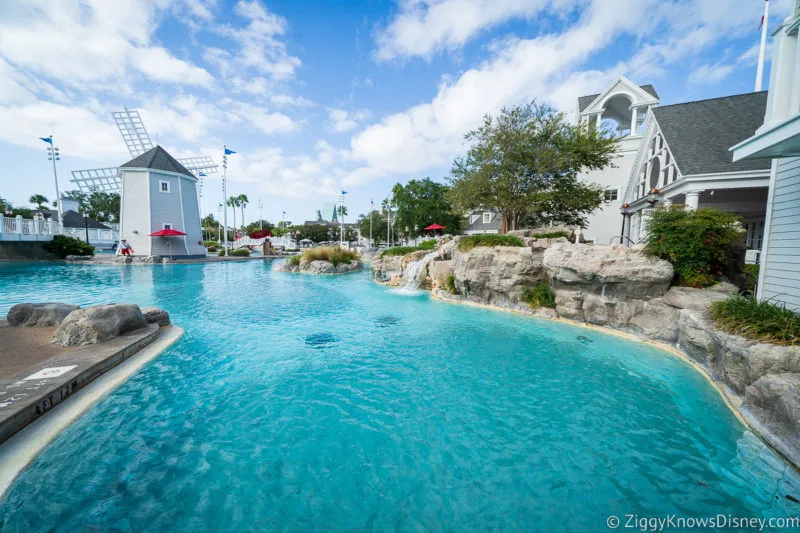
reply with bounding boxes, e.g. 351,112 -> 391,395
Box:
327,108 -> 372,133
0,0 -> 213,90
271,94 -> 314,108
374,0 -> 575,62
688,63 -> 737,86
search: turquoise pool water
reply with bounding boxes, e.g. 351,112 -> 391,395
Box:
1,261 -> 799,531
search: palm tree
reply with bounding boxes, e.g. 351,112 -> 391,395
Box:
29,194 -> 49,211
237,194 -> 249,231
227,196 -> 239,238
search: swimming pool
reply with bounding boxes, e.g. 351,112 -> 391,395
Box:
0,260 -> 798,531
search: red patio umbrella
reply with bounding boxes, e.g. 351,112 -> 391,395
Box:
424,223 -> 446,232
149,228 -> 187,259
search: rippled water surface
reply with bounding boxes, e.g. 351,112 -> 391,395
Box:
1,260 -> 799,532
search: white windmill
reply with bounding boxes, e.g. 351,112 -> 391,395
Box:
69,108 -> 218,198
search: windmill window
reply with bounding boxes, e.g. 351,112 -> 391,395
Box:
159,181 -> 171,193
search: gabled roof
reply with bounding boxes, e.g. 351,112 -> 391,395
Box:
578,84 -> 659,113
464,210 -> 502,233
120,145 -> 194,178
43,209 -> 111,229
652,91 -> 771,175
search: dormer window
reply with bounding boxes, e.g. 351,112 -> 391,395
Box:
483,212 -> 492,224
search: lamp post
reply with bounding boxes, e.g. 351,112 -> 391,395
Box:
222,146 -> 236,256
83,213 -> 89,244
338,192 -> 345,246
41,135 -> 62,227
258,197 -> 264,230
619,203 -> 630,246
645,188 -> 661,208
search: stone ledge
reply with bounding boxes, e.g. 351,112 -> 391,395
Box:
0,323 -> 159,445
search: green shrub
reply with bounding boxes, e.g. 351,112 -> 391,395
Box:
230,248 -> 251,257
381,246 -> 421,257
521,282 -> 556,310
456,234 -> 524,252
203,240 -> 219,248
710,295 -> 800,346
288,255 -> 301,266
301,246 -> 359,267
744,264 -> 760,293
207,246 -> 218,252
217,248 -> 226,256
643,206 -> 744,288
46,235 -> 94,258
417,239 -> 437,250
444,273 -> 457,294
532,231 -> 570,239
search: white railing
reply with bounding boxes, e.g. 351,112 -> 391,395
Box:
0,215 -> 118,246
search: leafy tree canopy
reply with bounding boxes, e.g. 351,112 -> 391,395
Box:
391,178 -> 462,237
448,101 -> 617,231
62,190 -> 120,222
357,209 -> 389,245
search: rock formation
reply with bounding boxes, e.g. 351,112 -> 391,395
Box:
51,304 -> 150,346
6,302 -> 79,327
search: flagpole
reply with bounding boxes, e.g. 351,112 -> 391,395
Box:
756,0 -> 770,92
369,200 -> 373,248
222,146 -> 229,257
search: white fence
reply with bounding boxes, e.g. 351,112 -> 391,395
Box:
0,216 -> 118,248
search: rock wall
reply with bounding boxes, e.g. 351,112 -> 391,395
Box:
451,246 -> 547,310
276,258 -> 363,275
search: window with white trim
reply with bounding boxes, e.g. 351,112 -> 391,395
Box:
483,212 -> 492,224
162,223 -> 172,230
603,189 -> 618,202
159,181 -> 170,193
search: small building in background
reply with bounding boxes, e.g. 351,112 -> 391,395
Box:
118,146 -> 205,258
463,209 -> 502,235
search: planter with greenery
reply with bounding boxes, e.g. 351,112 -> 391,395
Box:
709,295 -> 799,346
46,235 -> 95,258
279,246 -> 362,274
521,282 -> 556,310
456,234 -> 524,252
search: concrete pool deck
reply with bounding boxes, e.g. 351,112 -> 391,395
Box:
0,324 -> 183,499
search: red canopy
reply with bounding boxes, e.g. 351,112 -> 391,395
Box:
149,228 -> 187,237
424,223 -> 445,230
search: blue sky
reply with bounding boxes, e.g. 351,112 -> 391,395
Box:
0,0 -> 791,225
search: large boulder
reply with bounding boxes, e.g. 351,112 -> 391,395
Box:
677,309 -> 719,366
626,299 -> 679,342
543,243 -> 673,299
453,246 -> 547,309
52,304 -> 149,346
304,260 -> 335,274
6,302 -> 80,327
430,260 -> 455,289
745,373 -> 800,438
662,286 -> 729,311
141,306 -> 171,327
370,255 -> 404,285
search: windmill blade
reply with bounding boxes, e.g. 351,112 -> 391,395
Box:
70,168 -> 121,193
178,155 -> 219,175
113,109 -> 154,157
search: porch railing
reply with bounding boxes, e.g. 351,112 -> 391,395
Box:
0,215 -> 118,246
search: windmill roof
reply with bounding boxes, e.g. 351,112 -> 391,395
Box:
120,146 -> 194,177
578,84 -> 659,113
652,91 -> 770,175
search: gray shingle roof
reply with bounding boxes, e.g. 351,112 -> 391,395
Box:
578,84 -> 659,113
464,210 -> 502,233
43,209 -> 111,229
652,91 -> 770,176
120,145 -> 194,177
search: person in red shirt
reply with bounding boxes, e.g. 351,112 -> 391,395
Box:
119,240 -> 134,256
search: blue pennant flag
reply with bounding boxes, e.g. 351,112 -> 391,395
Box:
40,137 -> 53,144
341,190 -> 348,195
224,147 -> 236,155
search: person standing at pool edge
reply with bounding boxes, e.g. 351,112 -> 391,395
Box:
119,240 -> 133,256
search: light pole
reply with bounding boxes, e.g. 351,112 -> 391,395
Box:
369,200 -> 373,248
338,190 -> 347,246
222,146 -> 236,256
41,135 -> 62,227
216,203 -> 222,243
258,197 -> 264,230
619,203 -> 630,246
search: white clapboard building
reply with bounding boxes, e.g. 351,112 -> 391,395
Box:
118,146 -> 206,258
732,0 -> 800,311
576,76 -> 660,244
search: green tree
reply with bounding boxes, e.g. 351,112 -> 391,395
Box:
295,224 -> 331,243
227,196 -> 239,234
357,210 -> 388,245
391,178 -> 462,237
237,194 -> 249,230
29,194 -> 49,211
520,175 -> 605,228
245,220 -> 273,234
337,204 -> 348,220
60,190 -> 120,222
448,101 -> 616,231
